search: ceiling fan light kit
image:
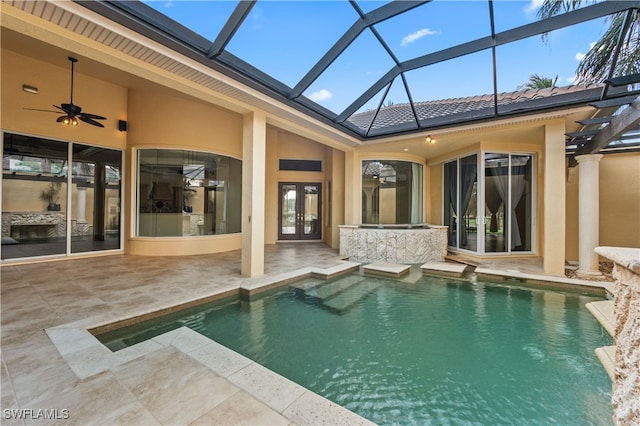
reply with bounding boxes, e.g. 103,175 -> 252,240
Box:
25,56 -> 107,128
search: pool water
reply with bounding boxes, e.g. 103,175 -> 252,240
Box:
98,274 -> 613,425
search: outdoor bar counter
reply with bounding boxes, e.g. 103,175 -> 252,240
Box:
339,224 -> 448,264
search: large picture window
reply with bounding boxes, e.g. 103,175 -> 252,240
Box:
2,133 -> 122,260
137,149 -> 241,237
362,160 -> 423,224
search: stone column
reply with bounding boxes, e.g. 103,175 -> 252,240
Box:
241,111 -> 266,278
576,154 -> 603,276
595,246 -> 640,425
76,186 -> 87,223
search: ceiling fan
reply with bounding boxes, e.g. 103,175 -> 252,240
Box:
26,56 -> 106,127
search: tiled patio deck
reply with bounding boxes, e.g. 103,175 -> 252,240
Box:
1,244 -> 610,425
1,243 -> 371,425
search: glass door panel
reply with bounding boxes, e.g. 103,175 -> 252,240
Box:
278,182 -> 321,240
71,144 -> 122,253
303,185 -> 319,237
485,153 -> 509,253
443,161 -> 457,247
460,154 -> 478,252
2,134 -> 68,259
512,155 -> 533,252
280,184 -> 297,236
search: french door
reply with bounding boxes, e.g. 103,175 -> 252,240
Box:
278,182 -> 321,240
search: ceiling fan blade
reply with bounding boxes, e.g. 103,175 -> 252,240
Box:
24,107 -> 63,114
53,104 -> 71,114
78,115 -> 105,127
79,112 -> 106,120
61,103 -> 81,115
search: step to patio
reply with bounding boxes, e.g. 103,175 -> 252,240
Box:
445,254 -> 481,268
363,261 -> 410,278
595,345 -> 616,380
295,275 -> 365,301
323,280 -> 382,313
585,300 -> 615,337
421,261 -> 468,278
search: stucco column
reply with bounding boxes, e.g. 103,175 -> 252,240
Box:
543,121 -> 566,276
576,154 -> 603,276
241,111 -> 266,277
344,150 -> 359,225
76,186 -> 87,223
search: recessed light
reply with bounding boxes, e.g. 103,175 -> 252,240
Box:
22,84 -> 38,94
403,148 -> 408,152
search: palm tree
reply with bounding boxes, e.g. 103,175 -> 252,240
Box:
520,74 -> 558,90
537,1 -> 640,84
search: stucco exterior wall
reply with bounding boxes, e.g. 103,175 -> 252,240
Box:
263,129 -> 332,245
1,49 -> 127,150
125,89 -> 244,256
565,153 -> 640,261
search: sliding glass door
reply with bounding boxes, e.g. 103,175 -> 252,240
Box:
444,154 -> 478,251
2,132 -> 122,260
484,153 -> 533,253
444,152 -> 534,255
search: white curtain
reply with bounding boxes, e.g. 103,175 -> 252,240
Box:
492,159 -> 526,250
460,156 -> 477,247
510,170 -> 526,249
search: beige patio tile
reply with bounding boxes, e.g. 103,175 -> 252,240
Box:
190,390 -> 290,426
228,362 -> 306,413
24,371 -> 159,426
186,339 -> 253,378
283,391 -> 375,426
113,347 -> 239,425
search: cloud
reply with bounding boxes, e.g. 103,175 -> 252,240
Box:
401,28 -> 437,47
164,1 -> 174,8
566,74 -> 577,84
525,0 -> 544,15
575,42 -> 596,61
308,89 -> 333,102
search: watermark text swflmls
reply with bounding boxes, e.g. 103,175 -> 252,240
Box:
3,409 -> 70,420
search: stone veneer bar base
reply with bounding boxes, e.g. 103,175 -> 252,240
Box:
339,225 -> 447,264
595,246 -> 640,426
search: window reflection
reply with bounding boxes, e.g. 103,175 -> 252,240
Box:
137,149 -> 241,237
361,160 -> 423,224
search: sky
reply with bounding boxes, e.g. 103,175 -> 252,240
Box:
143,0 -> 608,115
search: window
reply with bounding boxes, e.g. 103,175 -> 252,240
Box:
362,160 -> 423,224
137,149 -> 241,237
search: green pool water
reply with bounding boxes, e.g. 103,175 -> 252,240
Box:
98,274 -> 613,425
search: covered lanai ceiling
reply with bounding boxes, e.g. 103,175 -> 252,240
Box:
77,0 -> 639,145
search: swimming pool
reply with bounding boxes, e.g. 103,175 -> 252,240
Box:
97,273 -> 613,425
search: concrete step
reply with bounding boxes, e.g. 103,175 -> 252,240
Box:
323,280 -> 382,313
296,275 -> 365,301
586,300 -> 615,337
